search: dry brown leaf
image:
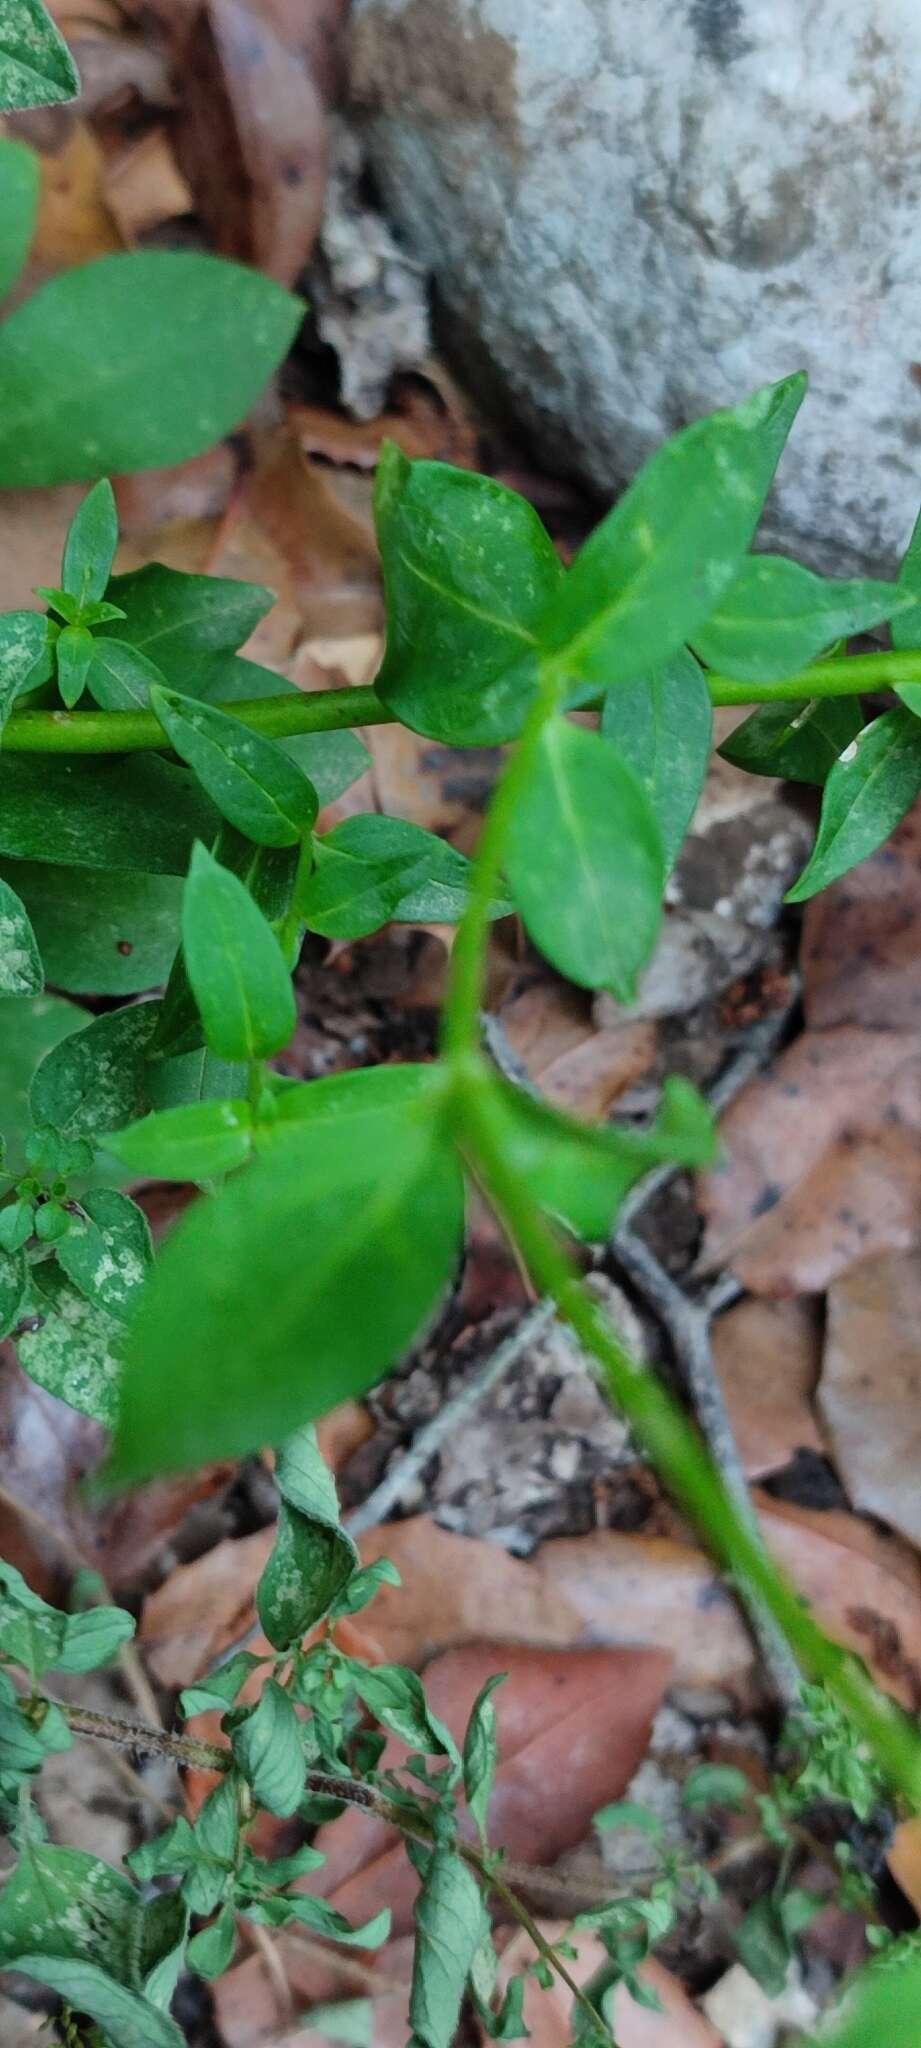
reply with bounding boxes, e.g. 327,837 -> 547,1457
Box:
757,1494 -> 921,1709
141,1523 -> 275,1684
30,121 -> 122,272
303,1640 -> 671,1937
699,805 -> 921,1292
215,1933 -> 413,2048
818,1251 -> 921,1548
210,429 -> 382,645
711,1295 -> 825,1478
102,126 -> 192,241
491,1927 -> 722,2048
173,0 -> 327,283
889,1814 -> 921,1917
499,975 -> 658,1119
112,443 -> 238,537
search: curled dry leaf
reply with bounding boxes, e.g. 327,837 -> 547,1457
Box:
699,802 -> 921,1292
819,1251 -> 921,1549
491,1925 -> 722,2048
173,0 -> 328,283
710,1294 -> 825,1479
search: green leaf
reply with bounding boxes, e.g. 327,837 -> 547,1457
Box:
601,649 -> 713,871
105,1099 -> 253,1181
260,1060 -> 439,1143
681,1764 -> 751,1812
57,1602 -> 135,1674
489,1073 -> 715,1240
733,1893 -> 798,1997
505,714 -> 663,998
31,998 -> 159,1138
329,1556 -> 401,1618
191,649 -> 370,799
463,1675 -> 504,1847
140,1890 -> 189,2012
0,1699 -> 45,1773
187,1902 -> 237,1979
410,1849 -> 485,2048
55,622 -> 94,707
298,814 -> 505,940
303,1998 -> 374,2046
0,991 -> 86,1172
0,611 -> 54,735
231,1679 -> 306,1816
0,0 -> 79,111
149,1047 -> 247,1113
691,555 -> 904,682
0,874 -> 42,994
56,1188 -> 152,1324
0,861 -> 182,995
718,695 -> 864,785
820,1952 -> 921,2047
352,1665 -> 459,1767
87,637 -> 168,711
0,1246 -> 27,1339
892,500 -> 921,652
13,1959 -> 185,2048
0,1843 -> 138,1978
0,138 -> 39,301
151,684 -> 319,848
106,1069 -> 463,1482
257,1424 -> 358,1651
0,252 -> 301,486
786,707 -> 921,902
0,1559 -> 65,1675
100,564 -> 273,664
17,1265 -> 125,1426
374,442 -> 564,744
593,1799 -> 665,1838
537,373 -> 805,697
182,842 -> 296,1060
0,753 -> 217,873
251,1895 -> 390,1949
62,479 -> 118,610
179,1650 -> 265,1720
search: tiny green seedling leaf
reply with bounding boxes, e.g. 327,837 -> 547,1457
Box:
0,0 -> 79,113
231,1680 -> 306,1817
374,443 -> 564,745
601,648 -> 713,871
181,842 -> 296,1061
62,479 -> 118,611
691,555 -> 905,682
718,695 -> 864,785
104,1099 -> 253,1181
0,874 -> 42,994
0,138 -> 39,303
505,713 -> 664,999
55,623 -> 94,708
151,684 -> 319,848
786,707 -> 921,901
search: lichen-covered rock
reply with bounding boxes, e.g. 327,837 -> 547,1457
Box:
352,0 -> 921,573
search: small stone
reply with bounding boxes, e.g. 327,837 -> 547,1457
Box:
701,1962 -> 820,2048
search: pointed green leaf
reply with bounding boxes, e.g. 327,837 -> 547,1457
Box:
257,1425 -> 358,1651
0,874 -> 42,994
506,713 -> 663,998
104,1099 -> 253,1181
0,611 -> 53,732
0,1558 -> 66,1675
463,1675 -> 504,1847
0,0 -> 79,112
182,842 -> 296,1060
87,637 -> 168,711
100,563 -> 274,664
106,1072 -> 463,1482
601,648 -> 712,870
13,1960 -> 185,2048
0,1843 -> 138,1978
57,1188 -> 152,1324
298,814 -> 506,940
718,695 -> 863,785
189,649 -> 370,800
410,1849 -> 485,2048
691,555 -> 905,682
152,828 -> 297,1063
231,1679 -> 306,1816
0,753 -> 217,873
893,499 -> 921,651
489,1074 -> 715,1241
31,998 -> 159,1137
0,1697 -> 46,1772
17,1265 -> 125,1426
374,442 -> 564,744
786,707 -> 921,901
62,479 -> 118,610
57,1603 -> 135,1673
0,861 -> 182,996
187,1903 -> 236,1979
0,138 -> 39,301
55,623 -> 94,708
352,1665 -> 459,1767
179,1650 -> 266,1720
0,252 -> 301,487
537,373 -> 806,696
151,684 -> 318,848
256,1060 -> 438,1144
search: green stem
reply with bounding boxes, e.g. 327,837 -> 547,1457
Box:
453,1071 -> 921,1808
5,643 -> 919,756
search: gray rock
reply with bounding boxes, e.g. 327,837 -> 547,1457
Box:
351,0 -> 921,573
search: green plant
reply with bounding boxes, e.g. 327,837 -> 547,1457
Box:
4,377 -> 921,2041
0,27 -> 299,483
